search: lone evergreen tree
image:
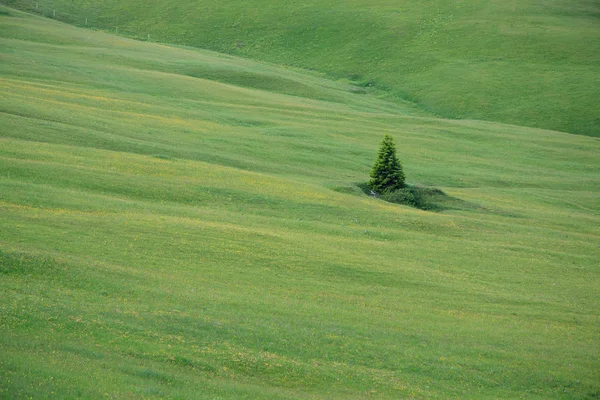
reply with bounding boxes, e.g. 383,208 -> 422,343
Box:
369,134 -> 406,194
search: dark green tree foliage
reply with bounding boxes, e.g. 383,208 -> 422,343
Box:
369,134 -> 405,194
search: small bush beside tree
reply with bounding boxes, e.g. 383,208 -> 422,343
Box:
380,187 -> 415,206
369,134 -> 406,194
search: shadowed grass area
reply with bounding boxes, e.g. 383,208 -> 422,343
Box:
1,7 -> 599,399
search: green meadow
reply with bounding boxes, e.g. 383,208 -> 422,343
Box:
1,5 -> 600,399
5,0 -> 600,137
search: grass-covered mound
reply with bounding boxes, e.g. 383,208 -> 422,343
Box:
359,183 -> 482,212
1,7 -> 599,399
382,186 -> 449,211
5,0 -> 600,136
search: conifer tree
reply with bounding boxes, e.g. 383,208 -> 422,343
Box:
369,134 -> 406,194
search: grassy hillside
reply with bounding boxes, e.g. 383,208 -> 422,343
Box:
3,0 -> 600,137
1,6 -> 600,399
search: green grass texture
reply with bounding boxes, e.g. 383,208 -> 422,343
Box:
3,0 -> 600,137
1,6 -> 600,399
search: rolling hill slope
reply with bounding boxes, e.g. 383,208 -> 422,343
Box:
1,6 -> 600,399
3,0 -> 600,137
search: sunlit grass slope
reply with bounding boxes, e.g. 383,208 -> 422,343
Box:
4,0 -> 600,137
1,7 -> 600,399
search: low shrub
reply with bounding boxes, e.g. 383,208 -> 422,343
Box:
360,184 -> 451,211
381,187 -> 416,206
